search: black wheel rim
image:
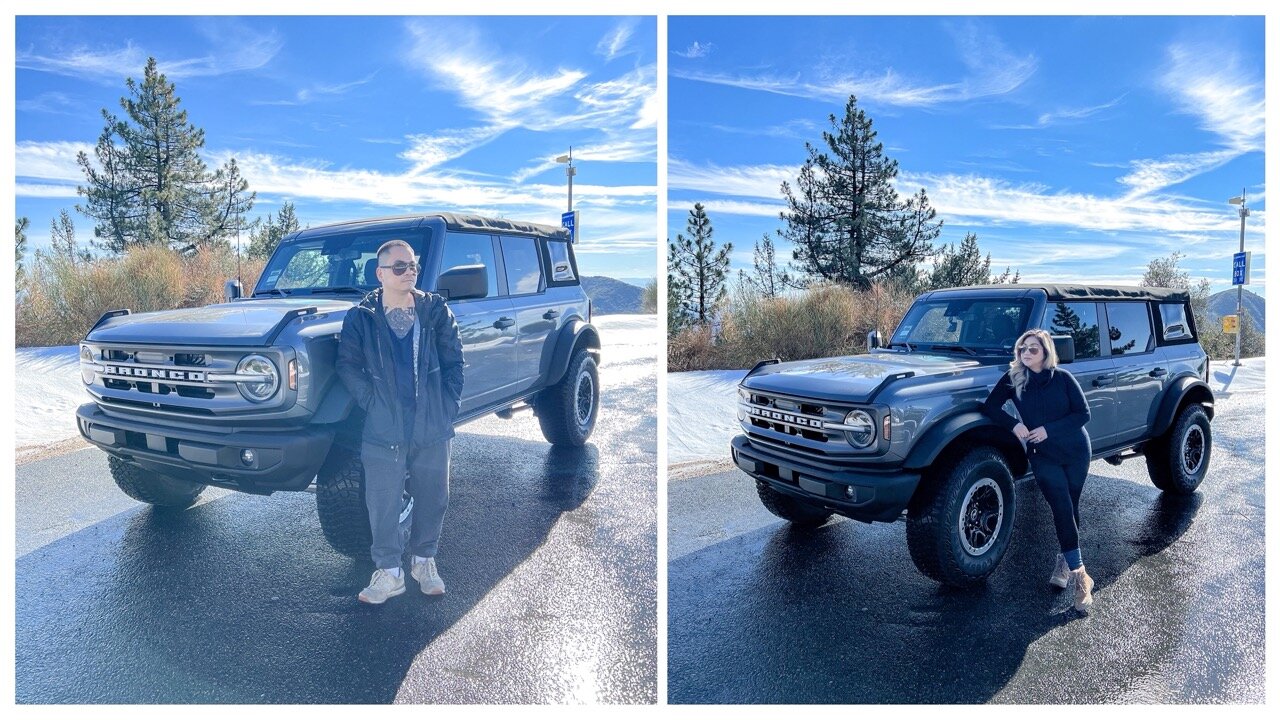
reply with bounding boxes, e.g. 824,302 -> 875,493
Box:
958,478 -> 1004,556
574,368 -> 594,427
1182,425 -> 1205,475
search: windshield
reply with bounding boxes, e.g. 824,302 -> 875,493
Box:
253,229 -> 430,296
890,297 -> 1032,352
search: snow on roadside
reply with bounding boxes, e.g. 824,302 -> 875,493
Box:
13,314 -> 657,453
667,356 -> 1265,467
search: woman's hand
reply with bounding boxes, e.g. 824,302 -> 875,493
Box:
1027,426 -> 1048,444
1012,423 -> 1030,441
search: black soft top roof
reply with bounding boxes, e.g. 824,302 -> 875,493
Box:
927,283 -> 1190,303
298,212 -> 572,241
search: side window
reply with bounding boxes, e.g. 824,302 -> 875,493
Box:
546,241 -> 576,282
1046,301 -> 1102,359
1105,302 -> 1154,355
500,236 -> 544,295
440,233 -> 500,299
1158,303 -> 1192,341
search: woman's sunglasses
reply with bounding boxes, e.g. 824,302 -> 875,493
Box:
1018,345 -> 1042,355
380,261 -> 420,276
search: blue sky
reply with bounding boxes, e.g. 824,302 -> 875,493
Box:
16,16 -> 658,282
669,16 -> 1265,296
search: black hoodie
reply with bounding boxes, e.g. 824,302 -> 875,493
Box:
982,366 -> 1091,465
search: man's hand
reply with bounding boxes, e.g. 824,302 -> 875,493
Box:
1027,426 -> 1048,444
1012,423 -> 1031,441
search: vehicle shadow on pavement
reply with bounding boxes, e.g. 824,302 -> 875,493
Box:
668,471 -> 1204,704
15,435 -> 599,704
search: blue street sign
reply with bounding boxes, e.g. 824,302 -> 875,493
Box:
561,210 -> 579,243
1232,251 -> 1250,285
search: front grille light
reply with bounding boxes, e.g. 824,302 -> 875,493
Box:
236,354 -> 280,402
843,409 -> 876,448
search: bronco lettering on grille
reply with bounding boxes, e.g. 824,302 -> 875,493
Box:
103,365 -> 209,383
748,405 -> 823,429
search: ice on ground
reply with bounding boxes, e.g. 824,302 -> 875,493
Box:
13,314 -> 658,452
666,356 -> 1266,467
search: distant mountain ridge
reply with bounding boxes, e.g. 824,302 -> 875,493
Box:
581,275 -> 648,314
1207,288 -> 1265,333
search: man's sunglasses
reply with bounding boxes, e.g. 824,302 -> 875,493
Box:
380,261 -> 420,276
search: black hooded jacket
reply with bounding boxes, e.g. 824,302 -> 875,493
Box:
982,366 -> 1091,465
336,287 -> 465,449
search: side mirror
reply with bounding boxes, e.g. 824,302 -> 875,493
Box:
1051,334 -> 1075,364
224,279 -> 242,302
436,264 -> 488,301
867,329 -> 882,350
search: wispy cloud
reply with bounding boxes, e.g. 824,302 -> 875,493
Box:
673,41 -> 715,59
16,91 -> 78,114
399,127 -> 508,173
673,22 -> 1034,108
668,159 -> 796,199
991,95 -> 1126,130
251,72 -> 377,106
15,140 -> 93,183
513,140 -> 657,183
596,18 -> 638,60
16,25 -> 281,83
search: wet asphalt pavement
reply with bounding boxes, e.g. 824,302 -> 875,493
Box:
16,318 -> 657,704
668,370 -> 1264,704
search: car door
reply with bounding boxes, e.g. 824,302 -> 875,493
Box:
1102,301 -> 1163,446
434,231 -> 518,414
1043,300 -> 1118,451
499,235 -> 556,394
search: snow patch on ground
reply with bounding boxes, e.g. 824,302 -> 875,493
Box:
13,314 -> 658,453
667,356 -> 1266,467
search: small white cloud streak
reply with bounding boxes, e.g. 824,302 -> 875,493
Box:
16,27 -> 281,83
250,72 -> 377,107
513,140 -> 657,183
596,19 -> 638,60
673,41 -> 714,59
668,158 -> 796,200
673,23 -> 1034,108
15,141 -> 93,182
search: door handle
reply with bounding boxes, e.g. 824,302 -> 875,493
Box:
543,309 -> 561,320
1149,368 -> 1168,378
493,317 -> 515,330
1092,375 -> 1114,387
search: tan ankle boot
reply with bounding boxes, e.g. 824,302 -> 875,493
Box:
1071,566 -> 1094,612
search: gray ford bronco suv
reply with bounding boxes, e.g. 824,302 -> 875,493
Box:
77,213 -> 600,556
732,284 -> 1213,586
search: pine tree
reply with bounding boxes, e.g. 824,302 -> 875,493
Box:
781,95 -> 941,290
76,57 -> 254,253
49,209 -> 91,264
15,217 -> 29,283
669,203 -> 732,326
744,233 -> 790,298
927,233 -> 991,289
247,201 -> 301,260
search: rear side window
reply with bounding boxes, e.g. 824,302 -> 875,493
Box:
1046,301 -> 1102,359
440,232 -> 500,299
1105,302 -> 1154,355
1158,303 -> 1194,342
546,241 -> 577,282
499,236 -> 544,295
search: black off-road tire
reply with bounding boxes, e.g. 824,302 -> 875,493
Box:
906,447 -> 1016,587
315,448 -> 413,558
537,348 -> 599,447
108,455 -> 204,509
1146,404 -> 1211,495
756,481 -> 832,528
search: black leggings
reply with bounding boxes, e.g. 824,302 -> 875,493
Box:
1029,455 -> 1089,553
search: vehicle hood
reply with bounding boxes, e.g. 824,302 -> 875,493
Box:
84,298 -> 357,346
740,351 -> 986,404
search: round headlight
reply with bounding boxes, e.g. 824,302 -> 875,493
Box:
80,344 -> 94,384
843,409 -> 876,448
236,354 -> 279,402
738,386 -> 750,401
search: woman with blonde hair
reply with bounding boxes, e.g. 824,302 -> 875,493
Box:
982,328 -> 1095,611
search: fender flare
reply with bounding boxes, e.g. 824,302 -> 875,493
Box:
539,319 -> 601,388
903,411 -> 1029,479
1151,376 -> 1215,437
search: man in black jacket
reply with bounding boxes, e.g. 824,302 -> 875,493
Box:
336,239 -> 465,604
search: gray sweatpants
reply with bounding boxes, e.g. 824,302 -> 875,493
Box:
361,439 -> 451,570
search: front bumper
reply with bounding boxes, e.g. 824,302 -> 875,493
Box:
731,434 -> 920,523
77,403 -> 333,494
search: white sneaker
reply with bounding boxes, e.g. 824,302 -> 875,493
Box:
1049,554 -> 1070,589
411,557 -> 446,595
358,568 -> 406,604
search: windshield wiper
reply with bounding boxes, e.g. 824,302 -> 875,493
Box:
307,286 -> 369,295
253,288 -> 293,297
930,344 -> 979,357
887,341 -> 914,352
